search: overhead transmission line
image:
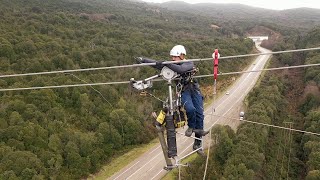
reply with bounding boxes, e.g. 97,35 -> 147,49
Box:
209,114 -> 320,136
67,73 -> 125,145
280,123 -> 290,178
272,125 -> 286,179
0,81 -> 130,92
195,63 -> 320,78
287,123 -> 293,179
0,47 -> 319,79
240,118 -> 320,136
0,63 -> 319,92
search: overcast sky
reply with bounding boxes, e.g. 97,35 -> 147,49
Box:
141,0 -> 320,10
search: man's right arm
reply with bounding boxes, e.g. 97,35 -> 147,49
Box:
136,57 -> 164,70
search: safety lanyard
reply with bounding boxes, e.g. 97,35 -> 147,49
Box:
213,49 -> 219,94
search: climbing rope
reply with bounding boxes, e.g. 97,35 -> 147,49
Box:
203,49 -> 219,179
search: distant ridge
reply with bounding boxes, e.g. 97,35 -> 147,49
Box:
154,1 -> 320,30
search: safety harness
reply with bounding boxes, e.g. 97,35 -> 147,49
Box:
144,67 -> 198,129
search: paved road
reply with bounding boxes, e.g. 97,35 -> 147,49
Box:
109,43 -> 271,180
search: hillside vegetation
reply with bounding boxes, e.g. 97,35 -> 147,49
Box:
157,1 -> 320,35
299,28 -> 320,179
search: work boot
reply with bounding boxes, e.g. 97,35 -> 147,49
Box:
185,127 -> 193,137
193,139 -> 206,157
193,129 -> 209,136
193,139 -> 201,150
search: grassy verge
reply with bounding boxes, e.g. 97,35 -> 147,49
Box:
161,153 -> 199,180
90,138 -> 159,179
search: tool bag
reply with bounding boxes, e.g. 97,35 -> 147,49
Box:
155,107 -> 186,128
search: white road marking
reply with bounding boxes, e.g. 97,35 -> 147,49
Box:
113,160 -> 141,180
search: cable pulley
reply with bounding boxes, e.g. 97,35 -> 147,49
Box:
130,78 -> 153,91
161,66 -> 178,81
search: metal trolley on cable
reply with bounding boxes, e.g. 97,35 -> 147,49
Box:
130,66 -> 197,170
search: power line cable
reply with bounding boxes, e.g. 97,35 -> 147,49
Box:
0,63 -> 155,79
287,123 -> 293,179
0,47 -> 319,79
67,74 -> 114,107
187,46 -> 320,63
280,123 -> 289,178
239,119 -> 320,136
67,73 -> 125,145
272,127 -> 285,180
208,114 -> 320,136
0,63 -> 319,92
0,81 -> 130,92
195,63 -> 320,78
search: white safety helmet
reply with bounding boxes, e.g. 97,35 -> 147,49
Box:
170,45 -> 186,56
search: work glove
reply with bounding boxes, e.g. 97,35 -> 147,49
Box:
134,57 -> 144,64
155,61 -> 164,69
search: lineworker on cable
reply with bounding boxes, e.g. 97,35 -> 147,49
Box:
136,45 -> 209,153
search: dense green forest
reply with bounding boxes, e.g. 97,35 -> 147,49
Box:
0,0 -> 257,179
299,28 -> 320,179
180,25 -> 320,179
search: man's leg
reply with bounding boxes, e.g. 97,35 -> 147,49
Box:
193,90 -> 204,130
192,90 -> 208,136
182,90 -> 196,137
192,90 -> 207,156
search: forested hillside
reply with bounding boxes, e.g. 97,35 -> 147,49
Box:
299,28 -> 320,179
158,1 -> 320,33
179,26 -> 320,179
0,0 -> 255,179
